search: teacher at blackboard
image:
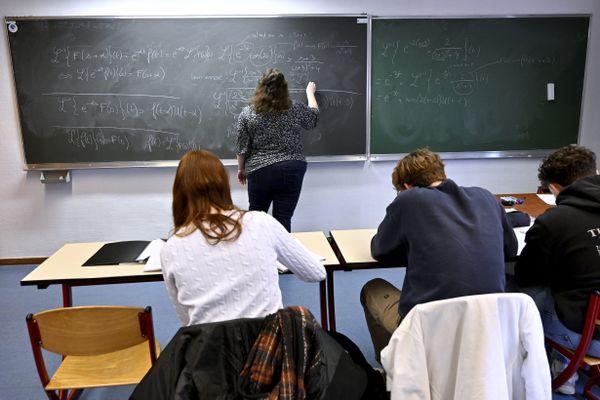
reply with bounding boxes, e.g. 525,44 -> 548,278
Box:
236,68 -> 319,232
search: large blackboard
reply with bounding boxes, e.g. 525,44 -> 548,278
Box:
371,17 -> 589,156
6,16 -> 367,168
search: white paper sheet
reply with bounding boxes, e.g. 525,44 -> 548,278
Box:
513,219 -> 535,256
537,193 -> 556,205
140,239 -> 166,272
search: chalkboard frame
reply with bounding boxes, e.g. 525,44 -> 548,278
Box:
5,14 -> 370,170
368,15 -> 591,161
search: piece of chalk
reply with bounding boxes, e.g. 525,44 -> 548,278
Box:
547,83 -> 555,101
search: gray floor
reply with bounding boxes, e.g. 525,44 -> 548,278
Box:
1,264 -> 401,399
0,265 -> 587,399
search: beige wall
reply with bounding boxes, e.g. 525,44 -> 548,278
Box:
1,0 -> 599,257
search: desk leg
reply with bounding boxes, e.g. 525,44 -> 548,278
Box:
62,284 -> 73,307
319,280 -> 328,330
327,268 -> 336,332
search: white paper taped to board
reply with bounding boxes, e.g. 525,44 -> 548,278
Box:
547,83 -> 555,101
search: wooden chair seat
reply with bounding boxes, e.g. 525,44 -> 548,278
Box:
583,356 -> 600,367
550,344 -> 600,366
47,340 -> 161,390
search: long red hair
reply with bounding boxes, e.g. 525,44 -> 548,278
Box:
172,150 -> 244,244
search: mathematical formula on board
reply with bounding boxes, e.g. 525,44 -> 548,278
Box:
7,17 -> 368,163
369,17 -> 587,155
9,16 -> 585,164
373,36 -> 556,108
42,35 -> 360,153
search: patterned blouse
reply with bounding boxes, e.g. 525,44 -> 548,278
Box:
236,102 -> 319,174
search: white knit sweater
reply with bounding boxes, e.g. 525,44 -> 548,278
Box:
160,211 -> 326,326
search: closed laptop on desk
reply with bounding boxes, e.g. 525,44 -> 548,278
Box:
82,241 -> 150,266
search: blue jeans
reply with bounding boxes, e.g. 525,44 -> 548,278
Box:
247,160 -> 307,232
523,286 -> 600,359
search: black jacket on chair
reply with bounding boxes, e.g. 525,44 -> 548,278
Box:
130,311 -> 367,400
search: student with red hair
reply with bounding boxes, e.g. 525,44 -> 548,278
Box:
161,150 -> 325,326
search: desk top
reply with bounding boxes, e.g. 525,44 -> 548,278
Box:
496,193 -> 553,218
329,193 -> 551,267
21,231 -> 338,287
21,242 -> 162,286
292,231 -> 339,267
329,229 -> 377,266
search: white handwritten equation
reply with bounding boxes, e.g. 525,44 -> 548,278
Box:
60,126 -> 202,153
374,36 -> 556,107
42,92 -> 203,152
9,17 -> 369,161
48,32 -> 358,85
42,85 -> 358,153
47,92 -> 202,125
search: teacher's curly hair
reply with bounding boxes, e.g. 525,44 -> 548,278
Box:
251,68 -> 292,114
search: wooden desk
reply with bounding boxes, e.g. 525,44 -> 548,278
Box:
20,242 -> 163,307
496,193 -> 553,218
21,231 -> 338,329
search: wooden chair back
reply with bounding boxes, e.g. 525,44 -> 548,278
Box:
26,305 -> 158,399
28,306 -> 155,356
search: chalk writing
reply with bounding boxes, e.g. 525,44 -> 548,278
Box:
370,17 -> 588,156
62,128 -> 131,151
374,34 -> 557,106
8,17 -> 368,164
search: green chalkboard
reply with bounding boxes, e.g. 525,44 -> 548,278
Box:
6,16 -> 367,169
370,17 -> 589,156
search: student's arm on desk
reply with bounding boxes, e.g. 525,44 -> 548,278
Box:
269,222 -> 325,282
277,244 -> 325,273
371,210 -> 408,265
514,220 -> 553,287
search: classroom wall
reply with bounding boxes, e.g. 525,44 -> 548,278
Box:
1,0 -> 599,258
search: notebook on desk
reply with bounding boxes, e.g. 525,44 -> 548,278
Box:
82,241 -> 151,266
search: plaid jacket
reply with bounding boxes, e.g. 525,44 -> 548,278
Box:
238,306 -> 325,399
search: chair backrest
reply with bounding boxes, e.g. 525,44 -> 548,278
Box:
381,293 -> 552,400
26,305 -> 156,356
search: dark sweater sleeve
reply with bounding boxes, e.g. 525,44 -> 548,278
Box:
371,202 -> 408,265
514,220 -> 552,286
498,202 -> 519,261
